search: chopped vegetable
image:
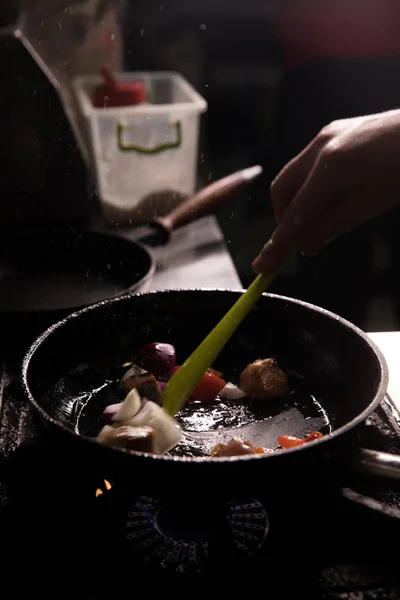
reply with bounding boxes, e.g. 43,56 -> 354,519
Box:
137,342 -> 176,380
211,437 -> 273,457
121,370 -> 162,405
102,403 -> 122,423
112,388 -> 142,422
278,431 -> 323,449
121,364 -> 147,382
97,425 -> 155,452
253,446 -> 274,454
97,342 -> 325,458
240,358 -> 291,400
120,400 -> 182,454
219,382 -> 246,400
207,367 -> 224,379
172,366 -> 226,402
121,364 -> 147,391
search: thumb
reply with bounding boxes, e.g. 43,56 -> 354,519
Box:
251,220 -> 295,274
252,150 -> 339,274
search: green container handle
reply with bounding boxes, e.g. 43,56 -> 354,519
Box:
117,120 -> 182,154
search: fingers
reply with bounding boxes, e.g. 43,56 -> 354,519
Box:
271,131 -> 332,222
253,150 -> 339,273
253,185 -> 384,274
271,146 -> 315,222
299,186 -> 382,256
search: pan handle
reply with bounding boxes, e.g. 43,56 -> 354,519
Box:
347,447 -> 400,482
150,165 -> 263,244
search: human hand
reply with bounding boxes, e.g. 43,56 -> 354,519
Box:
253,110 -> 400,274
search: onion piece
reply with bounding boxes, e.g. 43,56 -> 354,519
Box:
219,382 -> 246,400
114,388 -> 142,421
119,400 -> 182,454
137,343 -> 176,380
102,403 -> 121,423
97,424 -> 155,453
121,364 -> 148,382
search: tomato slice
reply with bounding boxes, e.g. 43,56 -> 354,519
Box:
278,435 -> 306,449
278,431 -> 323,449
304,431 -> 323,442
172,366 -> 226,402
207,367 -> 224,379
253,446 -> 274,454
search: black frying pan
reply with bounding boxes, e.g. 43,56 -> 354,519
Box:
22,289 -> 399,499
0,166 -> 261,314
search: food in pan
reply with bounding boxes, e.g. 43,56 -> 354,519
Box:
95,341 -> 324,457
97,424 -> 155,452
210,437 -> 274,457
239,358 -> 291,400
278,431 -> 324,448
98,388 -> 182,454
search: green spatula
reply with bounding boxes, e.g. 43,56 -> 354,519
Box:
162,272 -> 277,417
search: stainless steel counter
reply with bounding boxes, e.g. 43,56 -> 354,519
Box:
121,215 -> 243,292
368,332 -> 400,411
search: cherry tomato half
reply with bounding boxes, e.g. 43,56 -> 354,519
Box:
278,431 -> 323,449
173,366 -> 226,402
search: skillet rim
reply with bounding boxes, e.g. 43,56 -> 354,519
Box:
0,227 -> 155,314
21,289 -> 389,464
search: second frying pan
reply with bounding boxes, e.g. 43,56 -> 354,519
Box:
0,166 -> 262,314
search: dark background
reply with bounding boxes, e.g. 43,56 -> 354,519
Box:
121,0 -> 400,332
2,0 -> 400,331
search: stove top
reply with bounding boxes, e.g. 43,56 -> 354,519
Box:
1,362 -> 400,597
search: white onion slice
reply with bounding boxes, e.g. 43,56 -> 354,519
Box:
120,400 -> 182,454
115,388 -> 142,421
219,382 -> 246,400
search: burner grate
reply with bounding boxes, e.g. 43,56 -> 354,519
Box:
125,495 -> 269,571
1,365 -> 400,594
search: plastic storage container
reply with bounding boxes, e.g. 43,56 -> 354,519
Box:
73,71 -> 207,224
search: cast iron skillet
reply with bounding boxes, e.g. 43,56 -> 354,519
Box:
0,227 -> 154,313
22,289 -> 400,498
0,167 -> 259,314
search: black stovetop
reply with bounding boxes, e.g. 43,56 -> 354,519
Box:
1,358 -> 400,597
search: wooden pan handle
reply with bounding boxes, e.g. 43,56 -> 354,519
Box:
153,165 -> 263,241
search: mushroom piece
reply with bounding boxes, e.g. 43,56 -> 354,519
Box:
211,437 -> 255,457
120,400 -> 182,455
211,437 -> 274,457
121,370 -> 163,406
97,425 -> 155,453
239,358 -> 290,400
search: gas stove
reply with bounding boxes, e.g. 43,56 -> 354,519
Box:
1,364 -> 400,598
0,230 -> 399,596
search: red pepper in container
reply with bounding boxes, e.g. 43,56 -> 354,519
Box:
91,67 -> 147,108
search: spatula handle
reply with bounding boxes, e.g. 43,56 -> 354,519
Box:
162,272 -> 277,417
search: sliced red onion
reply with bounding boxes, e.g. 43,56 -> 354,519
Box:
219,382 -> 247,400
102,403 -> 121,423
136,343 -> 176,380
